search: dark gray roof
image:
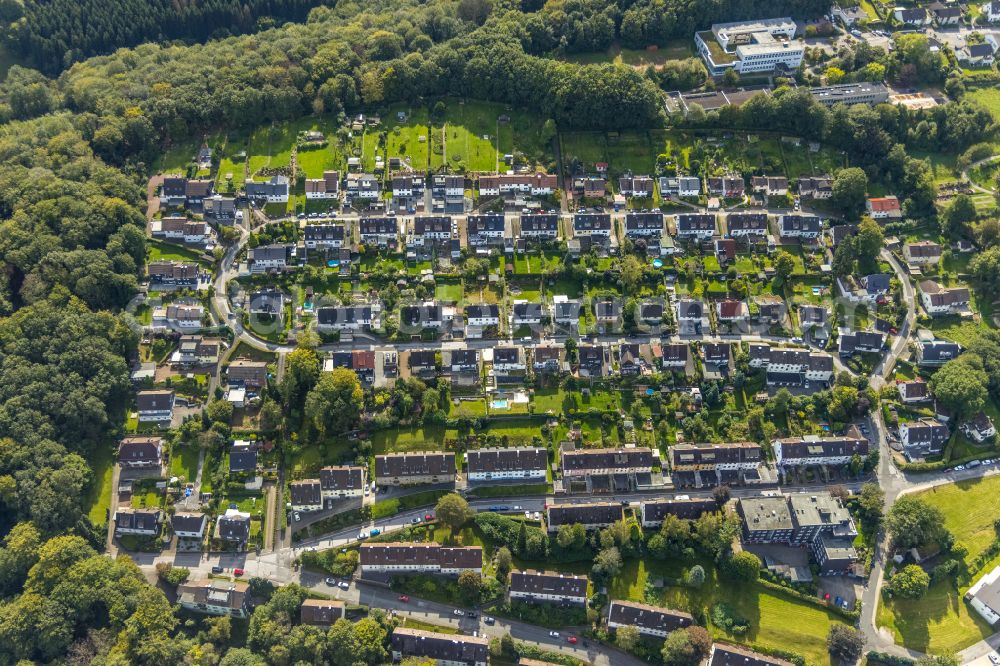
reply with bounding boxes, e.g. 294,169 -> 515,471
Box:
510,570 -> 588,597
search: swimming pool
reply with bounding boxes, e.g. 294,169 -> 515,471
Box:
491,399 -> 509,409
652,258 -> 664,268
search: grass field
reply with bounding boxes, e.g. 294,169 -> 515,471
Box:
877,474 -> 1000,653
557,40 -> 694,68
969,87 -> 1000,122
147,239 -> 209,264
85,444 -> 115,525
169,445 -> 201,483
612,557 -> 844,665
384,104 -> 431,171
436,100 -> 500,172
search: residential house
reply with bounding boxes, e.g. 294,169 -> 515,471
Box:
317,306 -> 379,332
716,299 -> 748,323
153,216 -> 211,245
319,465 -> 368,499
407,350 -> 438,378
577,344 -> 607,377
114,508 -> 162,536
466,304 -> 500,328
561,446 -> 657,492
217,508 -> 252,546
675,213 -> 717,239
290,480 -> 323,512
931,3 -> 962,25
639,301 -> 664,324
866,196 -> 902,220
773,434 -> 869,471
248,244 -> 292,273
304,171 -> 340,199
707,176 -> 745,198
533,346 -> 564,374
798,176 -> 833,199
478,173 -> 557,196
154,303 -> 203,329
919,280 -> 971,316
625,211 -> 665,237
520,213 -> 560,239
751,175 -> 789,197
572,176 -> 607,199
136,389 -> 174,423
226,359 -> 269,388
708,643 -> 796,666
798,305 -> 829,332
830,224 -> 857,250
675,299 -> 704,334
838,329 -> 886,356
894,7 -> 929,25
360,543 -> 482,575
552,296 -> 581,328
300,599 -> 346,626
246,176 -> 289,203
756,297 -> 786,324
204,194 -> 237,222
617,343 -> 648,376
359,217 -> 399,247
400,303 -> 443,330
509,571 -> 588,605
660,343 -> 690,371
345,173 -> 380,200
493,346 -> 527,382
607,600 -> 694,638
715,238 -> 737,264
545,502 -> 624,532
984,0 -> 1000,22
917,339 -> 961,366
229,440 -> 257,475
963,41 -> 996,66
390,628 -> 488,666
148,261 -> 200,286
178,580 -> 250,618
467,214 -> 507,247
898,379 -> 930,403
466,447 -> 547,483
659,176 -> 702,198
172,513 -> 207,539
118,436 -> 163,469
410,216 -> 452,245
779,214 -> 822,239
249,289 -> 286,319
432,174 -> 465,197
899,417 -> 950,457
965,413 -> 997,444
594,299 -> 621,326
670,441 -> 764,488
512,302 -> 543,327
640,498 -> 717,527
303,224 -> 345,250
903,240 -> 942,265
726,212 -> 769,237
702,342 -> 733,377
375,452 -> 456,486
619,175 -> 655,198
391,174 -> 425,198
573,212 -> 612,237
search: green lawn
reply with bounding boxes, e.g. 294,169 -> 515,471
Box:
969,87 -> 1000,122
384,104 -> 431,172
85,444 -> 115,525
877,474 -> 1000,653
147,239 -> 209,264
169,445 -> 200,484
437,100 -> 499,172
434,280 -> 465,303
612,557 -> 843,665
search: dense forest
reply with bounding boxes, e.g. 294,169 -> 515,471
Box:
0,0 -> 329,74
0,0 -> 996,662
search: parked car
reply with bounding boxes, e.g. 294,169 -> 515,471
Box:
370,528 -> 381,536
293,512 -> 301,522
211,566 -> 224,574
411,517 -> 422,524
425,513 -> 434,521
567,636 -> 578,644
398,595 -> 410,603
483,616 -> 495,625
549,631 -> 560,637
338,581 -> 349,589
468,611 -> 478,619
325,577 -> 337,586
233,568 -> 244,576
453,609 -> 464,617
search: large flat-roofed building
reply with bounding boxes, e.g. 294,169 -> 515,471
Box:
607,600 -> 694,638
737,491 -> 857,547
391,627 -> 489,666
509,570 -> 588,605
696,18 -> 803,76
809,82 -> 890,106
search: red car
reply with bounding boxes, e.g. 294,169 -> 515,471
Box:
567,636 -> 578,644
425,513 -> 434,521
233,568 -> 245,576
398,595 -> 410,603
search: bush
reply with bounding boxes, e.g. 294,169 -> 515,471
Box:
710,602 -> 751,634
827,625 -> 864,661
155,563 -> 191,587
300,548 -> 359,576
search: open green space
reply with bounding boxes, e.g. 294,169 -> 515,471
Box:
877,474 -> 1000,653
969,87 -> 1000,122
169,445 -> 200,483
85,444 -> 115,525
147,239 -> 209,264
384,104 -> 431,171
612,557 -> 844,666
436,100 -> 500,172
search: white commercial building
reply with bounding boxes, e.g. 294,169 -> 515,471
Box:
696,18 -> 804,76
